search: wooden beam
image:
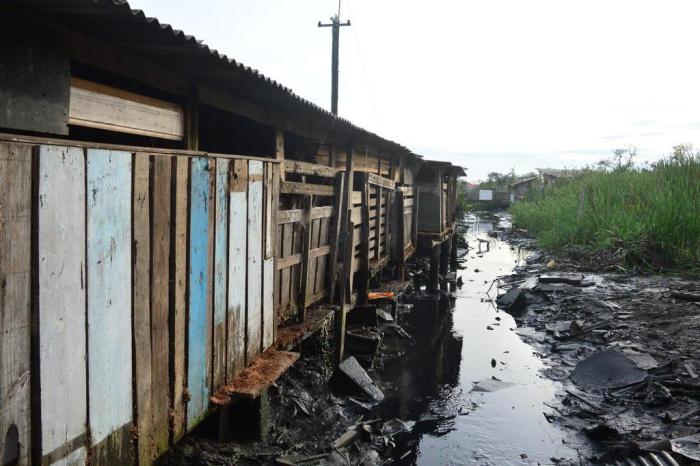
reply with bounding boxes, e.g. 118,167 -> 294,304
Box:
327,172 -> 345,304
367,172 -> 395,190
284,160 -> 339,178
310,205 -> 334,220
186,82 -> 199,150
357,173 -> 370,306
278,209 -> 303,224
280,181 -> 334,197
276,129 -> 285,181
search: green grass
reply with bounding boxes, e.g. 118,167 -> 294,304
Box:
510,153 -> 700,274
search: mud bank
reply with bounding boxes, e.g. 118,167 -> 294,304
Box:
494,214 -> 700,465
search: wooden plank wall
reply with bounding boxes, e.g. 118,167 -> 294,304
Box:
3,141 -> 278,465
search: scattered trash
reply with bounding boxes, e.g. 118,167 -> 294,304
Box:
643,433 -> 700,461
472,377 -> 515,392
546,260 -> 557,269
670,290 -> 700,302
539,273 -> 584,286
496,288 -> 527,313
570,349 -> 648,390
331,356 -> 385,402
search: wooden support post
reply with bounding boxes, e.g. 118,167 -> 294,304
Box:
186,82 -> 199,150
275,128 -> 285,181
412,187 -> 419,247
440,239 -> 451,291
336,218 -> 355,364
358,173 -> 370,305
429,243 -> 440,293
450,231 -> 459,268
339,141 -> 354,304
394,190 -> 406,281
374,186 -> 381,261
327,172 -> 345,303
298,195 -> 313,321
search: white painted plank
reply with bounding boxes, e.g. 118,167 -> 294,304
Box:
86,149 -> 133,447
246,160 -> 263,363
37,145 -> 88,464
227,161 -> 247,379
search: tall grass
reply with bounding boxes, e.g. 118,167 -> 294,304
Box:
510,153 -> 700,274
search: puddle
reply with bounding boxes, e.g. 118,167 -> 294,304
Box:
375,212 -> 585,465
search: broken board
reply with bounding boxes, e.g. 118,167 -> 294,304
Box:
212,351 -> 299,402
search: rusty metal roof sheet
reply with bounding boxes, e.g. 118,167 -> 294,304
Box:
13,0 -> 423,159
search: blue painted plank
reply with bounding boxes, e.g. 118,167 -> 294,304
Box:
213,159 -> 229,390
187,157 -> 211,429
86,149 -> 133,456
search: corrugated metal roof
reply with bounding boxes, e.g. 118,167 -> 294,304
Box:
14,0 -> 421,158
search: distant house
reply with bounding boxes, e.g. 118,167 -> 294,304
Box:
511,176 -> 540,201
537,168 -> 575,187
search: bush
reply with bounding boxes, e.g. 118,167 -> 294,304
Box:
510,150 -> 700,274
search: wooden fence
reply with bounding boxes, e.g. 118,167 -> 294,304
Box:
0,140 -> 279,465
275,161 -> 344,323
0,136 -> 425,465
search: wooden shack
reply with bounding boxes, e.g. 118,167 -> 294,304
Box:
0,1 -> 435,465
414,161 -> 466,291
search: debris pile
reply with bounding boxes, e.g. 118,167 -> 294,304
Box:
497,228 -> 700,464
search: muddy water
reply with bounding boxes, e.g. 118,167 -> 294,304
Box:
376,213 -> 582,465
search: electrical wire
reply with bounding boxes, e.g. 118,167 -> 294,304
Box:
345,0 -> 383,134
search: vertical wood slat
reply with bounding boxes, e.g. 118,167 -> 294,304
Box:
246,160 -> 264,363
187,157 -> 211,430
151,155 -> 171,452
171,155 -> 189,442
358,174 -> 370,305
327,172 -> 345,304
212,159 -> 229,393
0,143 -> 31,466
297,195 -> 313,318
86,149 -> 133,464
227,160 -> 247,381
132,153 -> 154,465
262,163 -> 276,349
36,145 -> 88,465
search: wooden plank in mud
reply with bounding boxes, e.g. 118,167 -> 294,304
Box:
246,160 -> 264,363
132,152 -> 155,464
0,142 -> 31,466
213,158 -> 229,393
187,156 -> 211,430
86,149 -> 133,464
227,160 -> 247,381
36,145 -> 88,465
171,155 -> 189,442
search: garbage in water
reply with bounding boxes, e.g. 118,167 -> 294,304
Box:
331,356 -> 385,402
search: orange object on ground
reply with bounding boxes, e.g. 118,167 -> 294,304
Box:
368,291 -> 395,301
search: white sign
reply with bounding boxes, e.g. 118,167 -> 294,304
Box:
479,190 -> 493,201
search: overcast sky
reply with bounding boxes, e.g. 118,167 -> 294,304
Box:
129,0 -> 700,181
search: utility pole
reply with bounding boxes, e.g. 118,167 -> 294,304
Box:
318,12 -> 350,115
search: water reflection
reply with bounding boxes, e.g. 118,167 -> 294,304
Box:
375,213 -> 580,465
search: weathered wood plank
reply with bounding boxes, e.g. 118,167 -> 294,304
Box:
327,172 -> 345,304
263,257 -> 275,349
213,159 -> 229,393
270,163 -> 280,343
281,180 -> 333,197
278,209 -> 303,224
86,149 -> 133,464
367,172 -> 395,189
262,164 -> 276,349
151,155 -> 171,451
171,155 -> 189,442
279,223 -> 293,308
36,145 -> 87,465
0,143 -> 31,466
246,160 -> 264,363
298,196 -> 313,315
187,157 -> 211,430
132,153 -> 154,465
310,205 -> 334,220
283,160 -> 339,177
227,160 -> 247,381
